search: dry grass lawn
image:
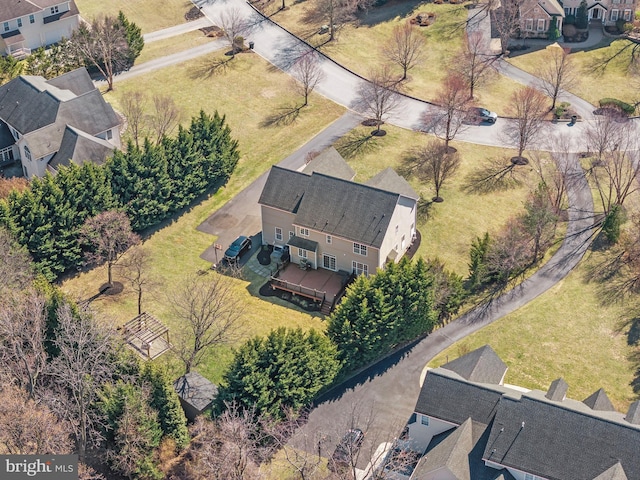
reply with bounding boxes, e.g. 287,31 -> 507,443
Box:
270,1 -> 524,114
136,31 -> 217,64
335,125 -> 532,275
507,39 -> 639,107
428,258 -> 638,412
75,0 -> 193,33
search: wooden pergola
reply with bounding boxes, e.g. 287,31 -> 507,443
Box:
122,312 -> 171,360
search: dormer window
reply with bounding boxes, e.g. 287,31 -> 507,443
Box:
17,18 -> 22,28
51,6 -> 60,14
3,22 -> 9,32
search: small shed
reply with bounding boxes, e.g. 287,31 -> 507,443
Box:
173,372 -> 218,421
122,312 -> 171,360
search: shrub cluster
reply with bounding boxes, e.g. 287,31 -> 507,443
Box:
0,110 -> 239,280
599,98 -> 636,115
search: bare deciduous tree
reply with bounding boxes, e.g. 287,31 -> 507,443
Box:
218,8 -> 249,58
492,0 -> 524,55
120,90 -> 147,148
423,73 -> 471,151
412,139 -> 461,202
521,184 -> 558,262
47,304 -> 117,460
454,30 -> 496,99
314,0 -> 374,42
0,290 -> 47,398
71,16 -> 128,91
505,86 -> 548,161
356,65 -> 401,135
539,46 -> 577,111
0,383 -> 73,454
584,111 -> 628,163
291,51 -> 325,106
149,94 -> 181,145
119,245 -> 157,315
81,210 -> 140,287
382,22 -> 424,80
486,218 -> 532,284
180,404 -> 267,480
171,273 -> 245,374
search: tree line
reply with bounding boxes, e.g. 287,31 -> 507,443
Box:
0,110 -> 239,281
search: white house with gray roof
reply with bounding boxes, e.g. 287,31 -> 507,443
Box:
259,152 -> 418,276
390,345 -> 640,480
0,67 -> 121,177
0,0 -> 79,58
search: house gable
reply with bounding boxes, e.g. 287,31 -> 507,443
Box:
440,345 -> 508,385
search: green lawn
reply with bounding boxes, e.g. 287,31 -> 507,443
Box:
61,52 -> 343,381
75,0 -> 193,33
271,1 -> 525,115
507,39 -> 639,107
335,125 -> 532,275
428,257 -> 638,412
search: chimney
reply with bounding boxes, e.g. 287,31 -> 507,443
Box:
625,400 -> 640,425
546,378 -> 568,402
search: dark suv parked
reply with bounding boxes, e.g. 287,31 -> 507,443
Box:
224,236 -> 252,262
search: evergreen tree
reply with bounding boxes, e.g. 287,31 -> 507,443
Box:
576,0 -> 589,29
467,232 -> 491,290
217,328 -> 339,420
141,363 -> 189,449
0,54 -> 23,85
118,11 -> 145,68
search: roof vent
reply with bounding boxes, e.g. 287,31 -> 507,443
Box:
625,400 -> 640,425
546,377 -> 568,402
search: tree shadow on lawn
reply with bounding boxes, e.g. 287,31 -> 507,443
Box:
334,130 -> 381,159
260,103 -> 303,127
188,56 -> 233,79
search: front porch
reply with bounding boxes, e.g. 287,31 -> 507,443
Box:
269,263 -> 354,314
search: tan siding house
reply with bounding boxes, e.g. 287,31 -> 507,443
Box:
258,157 -> 418,277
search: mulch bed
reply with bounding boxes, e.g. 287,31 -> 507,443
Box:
99,281 -> 124,296
185,6 -> 204,21
258,281 -> 321,312
257,245 -> 273,265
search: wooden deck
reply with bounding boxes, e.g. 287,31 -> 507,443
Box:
270,264 -> 350,305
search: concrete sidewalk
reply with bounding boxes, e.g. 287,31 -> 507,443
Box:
143,17 -> 213,43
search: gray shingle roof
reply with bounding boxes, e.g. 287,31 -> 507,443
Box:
258,166 -> 310,213
625,400 -> 640,424
49,126 -> 115,170
483,394 -> 640,480
365,167 -> 419,200
0,1 -> 40,21
294,173 -> 399,248
415,368 -> 507,426
0,69 -> 120,160
173,372 -> 218,412
0,120 -> 13,150
440,345 -> 508,385
413,418 -> 473,480
260,166 -> 406,248
302,147 -> 355,180
583,388 -> 615,412
287,235 -> 318,252
545,377 -> 568,401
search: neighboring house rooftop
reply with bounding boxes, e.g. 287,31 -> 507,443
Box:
538,0 -> 564,16
302,146 -> 356,180
49,126 -> 115,169
439,344 -> 508,384
365,167 -> 419,200
0,0 -> 79,22
413,346 -> 640,480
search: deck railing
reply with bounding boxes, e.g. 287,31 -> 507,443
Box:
269,276 -> 326,303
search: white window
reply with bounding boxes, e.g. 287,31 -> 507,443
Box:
401,235 -> 406,250
17,18 -> 22,28
323,254 -> 336,271
29,14 -> 35,24
106,129 -> 113,140
353,243 -> 367,256
326,235 -> 332,244
537,19 -> 545,31
50,6 -> 59,14
298,248 -> 307,259
525,18 -> 534,30
421,415 -> 430,426
624,9 -> 633,20
289,231 -> 295,239
352,261 -> 368,276
275,227 -> 283,242
524,474 -> 535,480
0,147 -> 14,164
299,227 -> 309,236
23,145 -> 32,162
3,22 -> 9,32
611,9 -> 619,20
613,0 -> 621,4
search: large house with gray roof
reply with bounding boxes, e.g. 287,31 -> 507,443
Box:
0,0 -> 79,58
389,345 -> 640,480
0,67 -> 121,178
258,148 -> 418,276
